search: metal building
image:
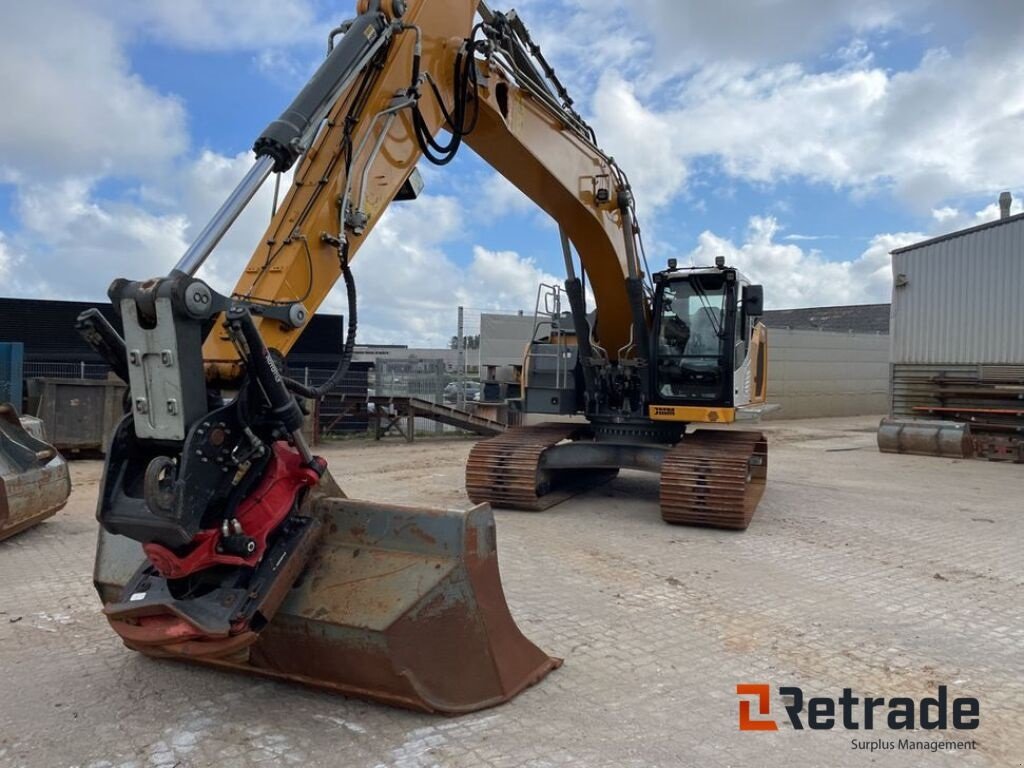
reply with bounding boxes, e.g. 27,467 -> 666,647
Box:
885,193 -> 1024,460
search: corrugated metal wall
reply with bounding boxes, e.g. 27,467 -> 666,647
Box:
765,330 -> 890,419
890,218 -> 1024,364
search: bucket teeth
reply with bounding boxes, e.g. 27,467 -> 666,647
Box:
466,423 -> 611,510
660,430 -> 768,530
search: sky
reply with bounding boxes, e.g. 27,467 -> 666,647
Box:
1,0 -> 1023,346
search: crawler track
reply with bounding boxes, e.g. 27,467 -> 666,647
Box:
468,424 -> 768,529
466,423 -> 602,510
659,430 -> 767,530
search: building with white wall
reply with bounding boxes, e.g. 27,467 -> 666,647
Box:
887,194 -> 1024,439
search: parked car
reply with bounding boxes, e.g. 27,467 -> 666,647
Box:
443,381 -> 481,404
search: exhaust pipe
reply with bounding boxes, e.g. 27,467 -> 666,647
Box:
999,191 -> 1012,220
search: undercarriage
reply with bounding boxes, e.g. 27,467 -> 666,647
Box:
467,423 -> 767,529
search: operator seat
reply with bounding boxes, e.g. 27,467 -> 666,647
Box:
689,307 -> 721,354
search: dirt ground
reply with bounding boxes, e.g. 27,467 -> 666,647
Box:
0,416 -> 1021,767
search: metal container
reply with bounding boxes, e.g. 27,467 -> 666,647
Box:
28,378 -> 127,454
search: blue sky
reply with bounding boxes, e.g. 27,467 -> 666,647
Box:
1,0 -> 1022,344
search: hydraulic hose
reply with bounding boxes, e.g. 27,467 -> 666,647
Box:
283,256 -> 358,400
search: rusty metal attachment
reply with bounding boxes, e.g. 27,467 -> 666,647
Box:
94,494 -> 560,714
660,430 -> 767,530
877,418 -> 972,459
0,404 -> 71,542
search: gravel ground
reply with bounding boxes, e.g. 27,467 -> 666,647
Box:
0,416 -> 1021,768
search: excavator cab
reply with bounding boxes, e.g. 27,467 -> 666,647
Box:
650,259 -> 767,414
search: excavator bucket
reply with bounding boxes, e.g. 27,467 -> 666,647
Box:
0,403 -> 72,542
94,492 -> 560,714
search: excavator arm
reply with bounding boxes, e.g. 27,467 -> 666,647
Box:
202,0 -> 642,371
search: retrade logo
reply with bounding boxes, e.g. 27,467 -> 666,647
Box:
736,684 -> 979,732
737,684 -> 778,731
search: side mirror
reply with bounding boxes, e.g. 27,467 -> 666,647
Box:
743,285 -> 764,317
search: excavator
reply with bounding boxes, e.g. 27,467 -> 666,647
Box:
79,0 -> 770,713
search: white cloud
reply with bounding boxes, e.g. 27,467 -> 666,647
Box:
255,49 -> 317,91
585,43 -> 1024,212
967,198 -> 1024,225
591,74 -> 687,211
169,152 -> 295,295
783,234 -> 839,242
110,0 -> 324,51
9,179 -> 189,297
3,0 -> 1023,345
342,196 -> 558,346
0,1 -> 187,180
1,158 -> 553,347
687,216 -> 922,307
0,233 -> 15,283
631,0 -> 913,66
926,194 -> 1023,232
478,174 -> 535,217
931,206 -> 961,224
2,151 -> 294,301
518,0 -> 1024,214
462,246 -> 560,310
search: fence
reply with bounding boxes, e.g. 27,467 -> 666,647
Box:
371,357 -> 454,435
24,362 -> 111,381
289,361 -> 481,439
295,365 -> 373,439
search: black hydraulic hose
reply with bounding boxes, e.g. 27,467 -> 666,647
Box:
283,22 -> 481,399
283,254 -> 358,400
411,26 -> 483,166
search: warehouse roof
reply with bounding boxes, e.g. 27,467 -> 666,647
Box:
891,211 -> 1024,254
762,303 -> 890,334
